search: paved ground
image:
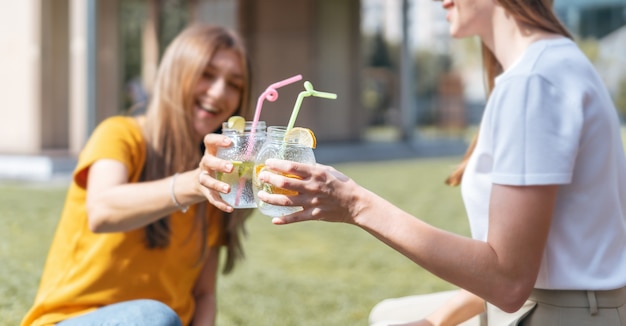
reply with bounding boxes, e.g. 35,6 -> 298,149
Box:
0,138 -> 467,183
0,154 -> 76,184
315,138 -> 467,165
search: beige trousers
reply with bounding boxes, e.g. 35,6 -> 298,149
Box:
519,287 -> 626,326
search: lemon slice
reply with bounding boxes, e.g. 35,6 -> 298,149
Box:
255,164 -> 299,195
236,161 -> 254,178
227,116 -> 246,133
284,127 -> 316,148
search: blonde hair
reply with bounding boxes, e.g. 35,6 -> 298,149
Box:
142,24 -> 252,273
446,0 -> 572,186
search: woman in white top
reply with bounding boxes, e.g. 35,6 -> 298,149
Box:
200,0 -> 626,324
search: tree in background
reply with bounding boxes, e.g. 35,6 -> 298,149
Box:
413,51 -> 452,126
120,0 -> 193,113
362,29 -> 396,127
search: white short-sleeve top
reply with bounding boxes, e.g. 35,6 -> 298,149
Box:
461,37 -> 626,290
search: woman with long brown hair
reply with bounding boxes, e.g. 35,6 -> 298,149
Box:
22,23 -> 251,326
215,0 -> 626,324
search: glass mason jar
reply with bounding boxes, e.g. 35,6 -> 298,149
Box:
216,121 -> 266,208
253,126 -> 316,217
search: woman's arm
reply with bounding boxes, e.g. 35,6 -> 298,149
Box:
86,160 -> 207,232
257,159 -> 558,312
191,246 -> 220,326
86,134 -> 234,233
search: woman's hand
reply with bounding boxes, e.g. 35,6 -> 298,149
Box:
256,158 -> 367,225
198,133 -> 235,212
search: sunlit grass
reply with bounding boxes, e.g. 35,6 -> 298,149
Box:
7,126 -> 623,325
0,157 -> 469,326
216,157 -> 468,325
0,183 -> 67,326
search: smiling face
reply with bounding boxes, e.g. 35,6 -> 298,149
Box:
440,0 -> 495,39
193,48 -> 245,137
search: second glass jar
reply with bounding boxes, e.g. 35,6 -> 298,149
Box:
253,126 -> 316,217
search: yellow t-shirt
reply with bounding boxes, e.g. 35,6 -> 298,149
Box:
22,116 -> 224,326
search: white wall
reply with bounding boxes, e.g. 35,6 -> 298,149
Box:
0,1 -> 42,154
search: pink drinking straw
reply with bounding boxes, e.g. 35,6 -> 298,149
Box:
249,74 -> 303,143
234,74 -> 303,206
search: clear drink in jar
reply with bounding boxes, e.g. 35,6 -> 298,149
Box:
216,121 -> 266,208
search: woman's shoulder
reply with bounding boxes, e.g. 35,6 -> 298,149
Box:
82,115 -> 145,158
510,38 -> 589,79
93,115 -> 143,140
98,115 -> 141,130
74,115 -> 146,187
496,37 -> 595,95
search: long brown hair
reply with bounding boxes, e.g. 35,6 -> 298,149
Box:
141,24 -> 252,274
445,0 -> 572,186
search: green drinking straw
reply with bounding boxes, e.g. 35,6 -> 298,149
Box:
278,81 -> 337,158
286,81 -> 338,132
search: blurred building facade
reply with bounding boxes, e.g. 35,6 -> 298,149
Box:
0,0 -> 360,161
555,0 -> 626,38
1,0 -> 625,180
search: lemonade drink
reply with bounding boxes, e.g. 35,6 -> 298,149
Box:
217,161 -> 256,207
254,164 -> 299,196
251,80 -> 334,216
253,126 -> 315,217
217,119 -> 266,208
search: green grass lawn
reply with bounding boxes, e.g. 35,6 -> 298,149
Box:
0,157 -> 469,326
0,183 -> 67,326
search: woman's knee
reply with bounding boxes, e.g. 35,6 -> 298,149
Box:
125,299 -> 182,326
58,299 -> 183,326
